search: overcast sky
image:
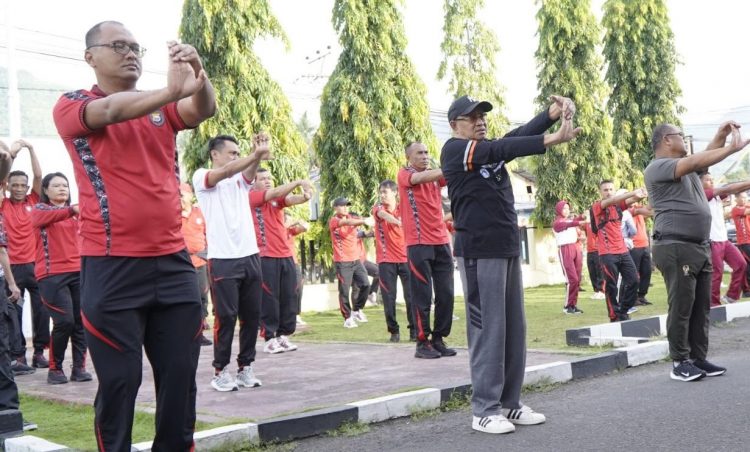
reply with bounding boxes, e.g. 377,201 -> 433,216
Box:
3,0 -> 750,126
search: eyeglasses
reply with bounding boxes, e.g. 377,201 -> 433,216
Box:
87,41 -> 146,58
455,113 -> 487,123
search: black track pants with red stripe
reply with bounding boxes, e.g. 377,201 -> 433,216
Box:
600,252 -> 639,320
39,272 -> 86,371
379,262 -> 413,334
737,243 -> 750,289
81,251 -> 202,452
334,261 -> 369,319
260,256 -> 298,339
407,244 -> 454,341
208,255 -> 261,370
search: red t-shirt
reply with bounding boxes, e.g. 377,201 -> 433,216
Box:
631,210 -> 649,249
732,206 -> 750,245
592,200 -> 628,255
287,224 -> 305,263
249,190 -> 292,258
181,206 -> 207,268
329,214 -> 360,262
397,167 -> 449,246
371,203 -> 407,263
585,223 -> 598,253
31,204 -> 81,280
1,192 -> 40,264
52,86 -> 189,257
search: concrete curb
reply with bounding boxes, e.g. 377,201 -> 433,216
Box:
566,301 -> 750,346
6,340 -> 671,451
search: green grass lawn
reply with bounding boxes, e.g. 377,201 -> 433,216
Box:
296,271 -> 675,351
19,394 -> 221,451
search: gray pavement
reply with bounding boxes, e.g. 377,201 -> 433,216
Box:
14,335 -> 573,424
290,317 -> 750,452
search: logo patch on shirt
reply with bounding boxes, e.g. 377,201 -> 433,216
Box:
480,168 -> 490,179
25,206 -> 32,212
149,110 -> 165,127
196,218 -> 203,225
271,201 -> 278,207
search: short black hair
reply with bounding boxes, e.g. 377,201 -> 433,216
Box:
379,180 -> 397,191
207,135 -> 239,155
651,123 -> 675,151
85,21 -> 124,48
404,142 -> 420,156
599,179 -> 614,187
40,172 -> 71,206
257,167 -> 269,174
8,170 -> 28,183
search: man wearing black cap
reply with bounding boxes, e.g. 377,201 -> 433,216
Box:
441,94 -> 580,434
329,198 -> 373,328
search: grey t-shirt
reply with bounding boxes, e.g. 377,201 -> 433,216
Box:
644,157 -> 711,242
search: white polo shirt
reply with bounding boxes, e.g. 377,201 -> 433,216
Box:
193,169 -> 259,259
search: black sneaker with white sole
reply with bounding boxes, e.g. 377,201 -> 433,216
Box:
670,360 -> 706,382
692,359 -> 726,377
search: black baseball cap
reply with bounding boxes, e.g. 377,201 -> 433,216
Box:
332,197 -> 351,207
447,95 -> 493,121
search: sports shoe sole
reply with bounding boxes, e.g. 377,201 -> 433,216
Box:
472,419 -> 515,434
414,351 -> 441,359
211,382 -> 239,392
669,371 -> 705,382
237,380 -> 262,388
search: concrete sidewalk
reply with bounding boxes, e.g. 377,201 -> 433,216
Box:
14,339 -> 574,424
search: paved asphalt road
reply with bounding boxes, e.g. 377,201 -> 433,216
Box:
293,317 -> 750,452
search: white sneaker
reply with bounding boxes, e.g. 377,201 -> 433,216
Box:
366,292 -> 378,306
278,335 -> 298,352
472,415 -> 515,434
352,310 -> 368,323
296,315 -> 308,326
211,368 -> 238,392
503,405 -> 546,425
343,317 -> 359,328
263,338 -> 284,354
236,365 -> 262,388
721,295 -> 737,304
627,307 -> 638,314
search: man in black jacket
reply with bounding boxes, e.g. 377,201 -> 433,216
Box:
441,95 -> 580,434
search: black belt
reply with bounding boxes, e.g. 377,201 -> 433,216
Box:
652,231 -> 708,245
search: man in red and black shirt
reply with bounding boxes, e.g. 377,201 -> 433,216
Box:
2,139 -> 49,369
628,204 -> 654,306
249,168 -> 312,353
591,181 -> 647,322
398,142 -> 455,359
372,179 -> 413,343
329,198 -> 372,327
732,192 -> 750,293
52,21 -> 215,451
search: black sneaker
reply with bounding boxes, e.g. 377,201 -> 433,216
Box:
693,359 -> 726,377
11,360 -> 36,376
32,353 -> 49,368
409,330 -> 417,342
415,340 -> 441,359
71,367 -> 93,382
199,335 -> 212,346
570,306 -> 583,314
22,419 -> 38,431
47,369 -> 69,384
389,332 -> 400,343
431,339 -> 457,357
742,291 -> 750,299
636,297 -> 653,306
670,360 -> 706,382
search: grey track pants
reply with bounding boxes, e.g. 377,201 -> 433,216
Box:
458,256 -> 526,417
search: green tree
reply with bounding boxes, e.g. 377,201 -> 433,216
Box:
437,0 -> 509,136
533,0 -> 626,225
314,0 -> 438,220
179,0 -> 307,182
602,0 -> 683,172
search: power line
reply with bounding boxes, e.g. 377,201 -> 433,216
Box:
0,45 -> 167,76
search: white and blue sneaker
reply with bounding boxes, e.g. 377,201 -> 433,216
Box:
211,368 -> 238,392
